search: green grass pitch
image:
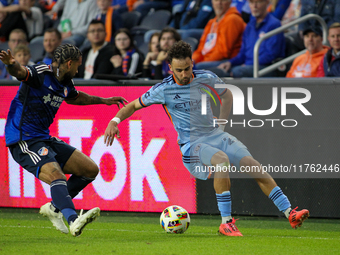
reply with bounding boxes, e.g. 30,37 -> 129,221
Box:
1,208 -> 340,255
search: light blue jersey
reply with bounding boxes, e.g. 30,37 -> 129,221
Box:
139,69 -> 251,180
139,70 -> 227,145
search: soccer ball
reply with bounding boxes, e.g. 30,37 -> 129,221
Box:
160,205 -> 190,234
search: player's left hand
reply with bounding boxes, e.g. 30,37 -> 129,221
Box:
104,121 -> 120,146
103,97 -> 128,109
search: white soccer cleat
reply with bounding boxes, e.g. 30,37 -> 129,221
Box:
39,202 -> 69,234
70,207 -> 100,237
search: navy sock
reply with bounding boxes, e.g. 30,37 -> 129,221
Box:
52,175 -> 95,213
50,179 -> 78,225
269,186 -> 291,213
216,191 -> 232,223
67,175 -> 95,198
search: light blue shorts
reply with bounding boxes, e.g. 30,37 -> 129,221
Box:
181,129 -> 252,180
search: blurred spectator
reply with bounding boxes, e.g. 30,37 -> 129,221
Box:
96,0 -> 123,44
267,0 -> 291,20
0,0 -> 43,41
142,32 -> 160,77
148,32 -> 160,54
111,0 -> 129,14
131,0 -> 170,17
42,28 -> 62,65
192,0 -> 245,69
126,0 -> 137,11
13,44 -> 33,65
0,4 -> 28,43
8,29 -> 28,50
317,23 -> 340,77
281,0 -> 301,32
110,28 -> 144,76
171,0 -> 213,30
57,0 -> 99,47
38,0 -> 57,13
211,0 -> 285,77
235,0 -> 291,23
286,26 -> 328,77
299,0 -> 340,33
142,27 -> 181,79
9,44 -> 34,80
48,0 -> 64,14
0,29 -> 28,79
0,0 -> 19,5
77,20 -> 114,79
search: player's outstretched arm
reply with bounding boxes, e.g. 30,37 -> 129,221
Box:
65,91 -> 128,109
219,89 -> 233,120
0,50 -> 27,80
104,99 -> 143,146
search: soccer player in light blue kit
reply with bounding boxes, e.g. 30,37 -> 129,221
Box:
104,41 -> 309,236
1,44 -> 127,237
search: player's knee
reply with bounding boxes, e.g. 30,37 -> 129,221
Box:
86,162 -> 99,178
39,162 -> 66,184
211,151 -> 229,166
240,156 -> 259,167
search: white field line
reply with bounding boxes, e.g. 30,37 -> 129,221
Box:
1,225 -> 340,240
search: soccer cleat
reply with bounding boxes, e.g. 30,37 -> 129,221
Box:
39,202 -> 69,234
288,207 -> 309,229
218,218 -> 243,236
70,207 -> 100,237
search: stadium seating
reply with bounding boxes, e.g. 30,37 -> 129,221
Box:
121,11 -> 141,30
0,41 -> 9,51
183,37 -> 198,51
138,42 -> 149,57
28,41 -> 45,63
131,10 -> 172,48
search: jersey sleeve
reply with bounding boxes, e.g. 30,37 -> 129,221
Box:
139,82 -> 166,107
20,64 -> 49,89
199,70 -> 228,96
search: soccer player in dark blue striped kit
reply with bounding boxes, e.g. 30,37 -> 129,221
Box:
0,44 -> 127,237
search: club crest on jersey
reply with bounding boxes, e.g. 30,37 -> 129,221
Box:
194,144 -> 201,153
64,87 -> 68,97
38,147 -> 48,156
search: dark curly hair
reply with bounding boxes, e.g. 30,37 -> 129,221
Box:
52,43 -> 82,66
167,40 -> 192,64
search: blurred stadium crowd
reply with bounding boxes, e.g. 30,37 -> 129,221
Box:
0,0 -> 339,80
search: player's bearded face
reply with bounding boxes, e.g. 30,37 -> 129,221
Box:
60,58 -> 81,83
170,57 -> 193,85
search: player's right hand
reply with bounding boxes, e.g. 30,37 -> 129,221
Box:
0,50 -> 15,65
104,121 -> 120,146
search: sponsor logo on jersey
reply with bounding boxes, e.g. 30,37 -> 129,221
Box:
173,94 -> 181,100
194,144 -> 201,153
64,87 -> 68,97
43,94 -> 51,104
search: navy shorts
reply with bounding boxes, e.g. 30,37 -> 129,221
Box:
9,137 -> 76,178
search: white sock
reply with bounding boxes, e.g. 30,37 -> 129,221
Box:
284,207 -> 292,219
222,216 -> 232,224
